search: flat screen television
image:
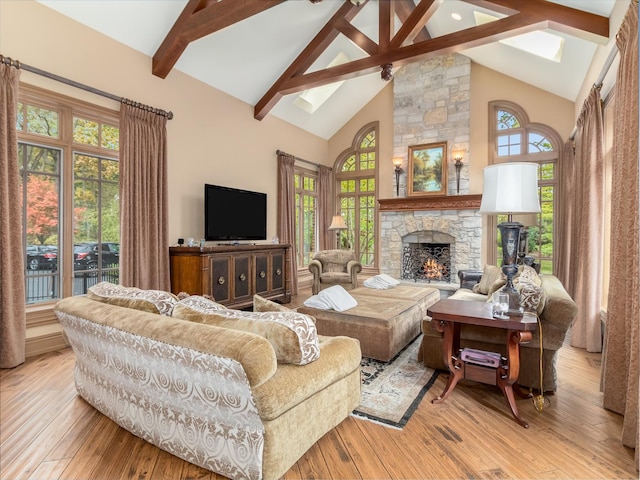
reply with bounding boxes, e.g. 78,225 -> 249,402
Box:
204,184 -> 267,242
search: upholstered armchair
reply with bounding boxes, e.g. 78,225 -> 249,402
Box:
309,250 -> 362,295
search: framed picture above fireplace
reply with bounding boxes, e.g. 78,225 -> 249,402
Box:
408,142 -> 447,196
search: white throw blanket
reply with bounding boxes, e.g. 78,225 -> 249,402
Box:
303,285 -> 358,312
363,274 -> 400,290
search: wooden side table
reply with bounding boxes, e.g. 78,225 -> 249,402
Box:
427,299 -> 537,428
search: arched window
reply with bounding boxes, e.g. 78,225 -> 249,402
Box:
335,122 -> 378,267
489,101 -> 562,274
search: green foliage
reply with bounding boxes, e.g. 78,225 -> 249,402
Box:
26,106 -> 59,137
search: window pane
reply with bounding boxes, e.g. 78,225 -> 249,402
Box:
361,131 -> 375,148
22,145 -> 61,305
101,124 -> 120,150
497,110 -> 520,130
528,132 -> 554,153
74,154 -> 100,179
101,158 -> 119,183
27,106 -> 59,137
540,162 -> 554,180
73,117 -> 99,146
341,155 -> 356,172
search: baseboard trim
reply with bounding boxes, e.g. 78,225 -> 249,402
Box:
26,329 -> 68,359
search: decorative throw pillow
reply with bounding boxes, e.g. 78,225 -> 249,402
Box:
87,282 -> 178,316
516,264 -> 542,287
475,265 -> 504,295
174,296 -> 320,365
517,282 -> 546,314
253,294 -> 291,313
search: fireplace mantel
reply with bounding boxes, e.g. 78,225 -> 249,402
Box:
378,194 -> 482,212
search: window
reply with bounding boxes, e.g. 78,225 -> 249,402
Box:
294,168 -> 318,268
18,85 -> 119,308
489,102 -> 562,274
335,122 -> 378,267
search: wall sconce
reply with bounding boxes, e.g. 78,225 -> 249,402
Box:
392,157 -> 403,197
452,149 -> 465,194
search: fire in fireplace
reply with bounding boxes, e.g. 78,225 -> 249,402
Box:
402,243 -> 451,283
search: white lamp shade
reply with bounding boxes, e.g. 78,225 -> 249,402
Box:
479,162 -> 541,215
328,214 -> 347,231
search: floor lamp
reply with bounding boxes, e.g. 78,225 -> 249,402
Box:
328,213 -> 348,249
479,162 -> 541,314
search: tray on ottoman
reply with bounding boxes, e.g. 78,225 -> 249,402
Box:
298,284 -> 440,362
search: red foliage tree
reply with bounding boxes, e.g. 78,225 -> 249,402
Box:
26,175 -> 58,245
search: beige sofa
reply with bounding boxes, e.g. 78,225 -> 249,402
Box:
54,283 -> 361,480
420,267 -> 578,392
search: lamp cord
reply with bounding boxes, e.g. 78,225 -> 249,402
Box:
531,314 -> 551,412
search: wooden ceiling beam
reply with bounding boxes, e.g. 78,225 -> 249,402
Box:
378,1 -> 393,52
394,0 -> 432,43
254,2 -> 363,120
274,14 -> 544,96
335,18 -> 378,56
152,0 -> 284,79
391,0 -> 442,48
462,0 -> 609,41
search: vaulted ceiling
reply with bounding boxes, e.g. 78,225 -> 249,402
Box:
39,0 -> 617,139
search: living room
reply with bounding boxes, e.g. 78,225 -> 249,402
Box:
1,0 -> 638,478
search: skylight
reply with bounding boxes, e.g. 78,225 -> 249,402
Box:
474,11 -> 564,62
294,52 -> 350,114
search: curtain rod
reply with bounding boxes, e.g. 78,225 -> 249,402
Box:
0,55 -> 173,120
569,46 -> 619,140
276,149 -> 331,170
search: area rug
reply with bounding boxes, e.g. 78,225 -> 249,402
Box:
352,335 -> 440,429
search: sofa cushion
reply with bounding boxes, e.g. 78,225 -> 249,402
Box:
253,294 -> 291,313
173,296 -> 320,365
87,282 -> 178,316
472,265 -> 504,295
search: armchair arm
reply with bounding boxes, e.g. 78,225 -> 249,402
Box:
346,260 -> 362,290
458,270 -> 483,290
308,259 -> 323,276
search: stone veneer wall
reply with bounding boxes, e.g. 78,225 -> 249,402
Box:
380,53 -> 482,281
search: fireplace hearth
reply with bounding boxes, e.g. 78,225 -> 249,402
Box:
402,243 -> 451,283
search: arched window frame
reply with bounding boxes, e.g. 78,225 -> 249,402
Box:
488,101 -> 563,273
334,121 -> 379,268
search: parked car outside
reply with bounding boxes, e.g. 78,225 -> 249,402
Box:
26,245 -> 58,271
74,242 -> 120,272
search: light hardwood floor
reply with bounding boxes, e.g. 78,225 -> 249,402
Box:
1,289 -> 637,480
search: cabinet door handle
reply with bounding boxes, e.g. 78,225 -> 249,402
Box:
239,273 -> 247,282
275,268 -> 282,276
259,271 -> 266,278
217,276 -> 226,285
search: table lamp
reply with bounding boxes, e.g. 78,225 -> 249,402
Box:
479,162 -> 541,314
328,213 -> 348,249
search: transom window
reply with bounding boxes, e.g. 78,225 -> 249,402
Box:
490,101 -> 562,274
335,122 -> 378,267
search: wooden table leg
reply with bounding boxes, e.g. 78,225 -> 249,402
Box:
496,330 -> 533,428
432,319 -> 464,404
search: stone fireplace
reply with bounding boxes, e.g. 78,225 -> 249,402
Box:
379,196 -> 482,286
379,52 -> 481,286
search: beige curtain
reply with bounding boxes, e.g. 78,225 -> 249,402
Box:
277,152 -> 298,295
317,165 -> 333,250
555,140 -> 575,283
119,103 -> 170,291
564,86 -> 605,352
0,62 -> 25,368
602,1 -> 639,466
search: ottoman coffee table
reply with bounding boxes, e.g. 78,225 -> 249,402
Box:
298,284 -> 440,361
